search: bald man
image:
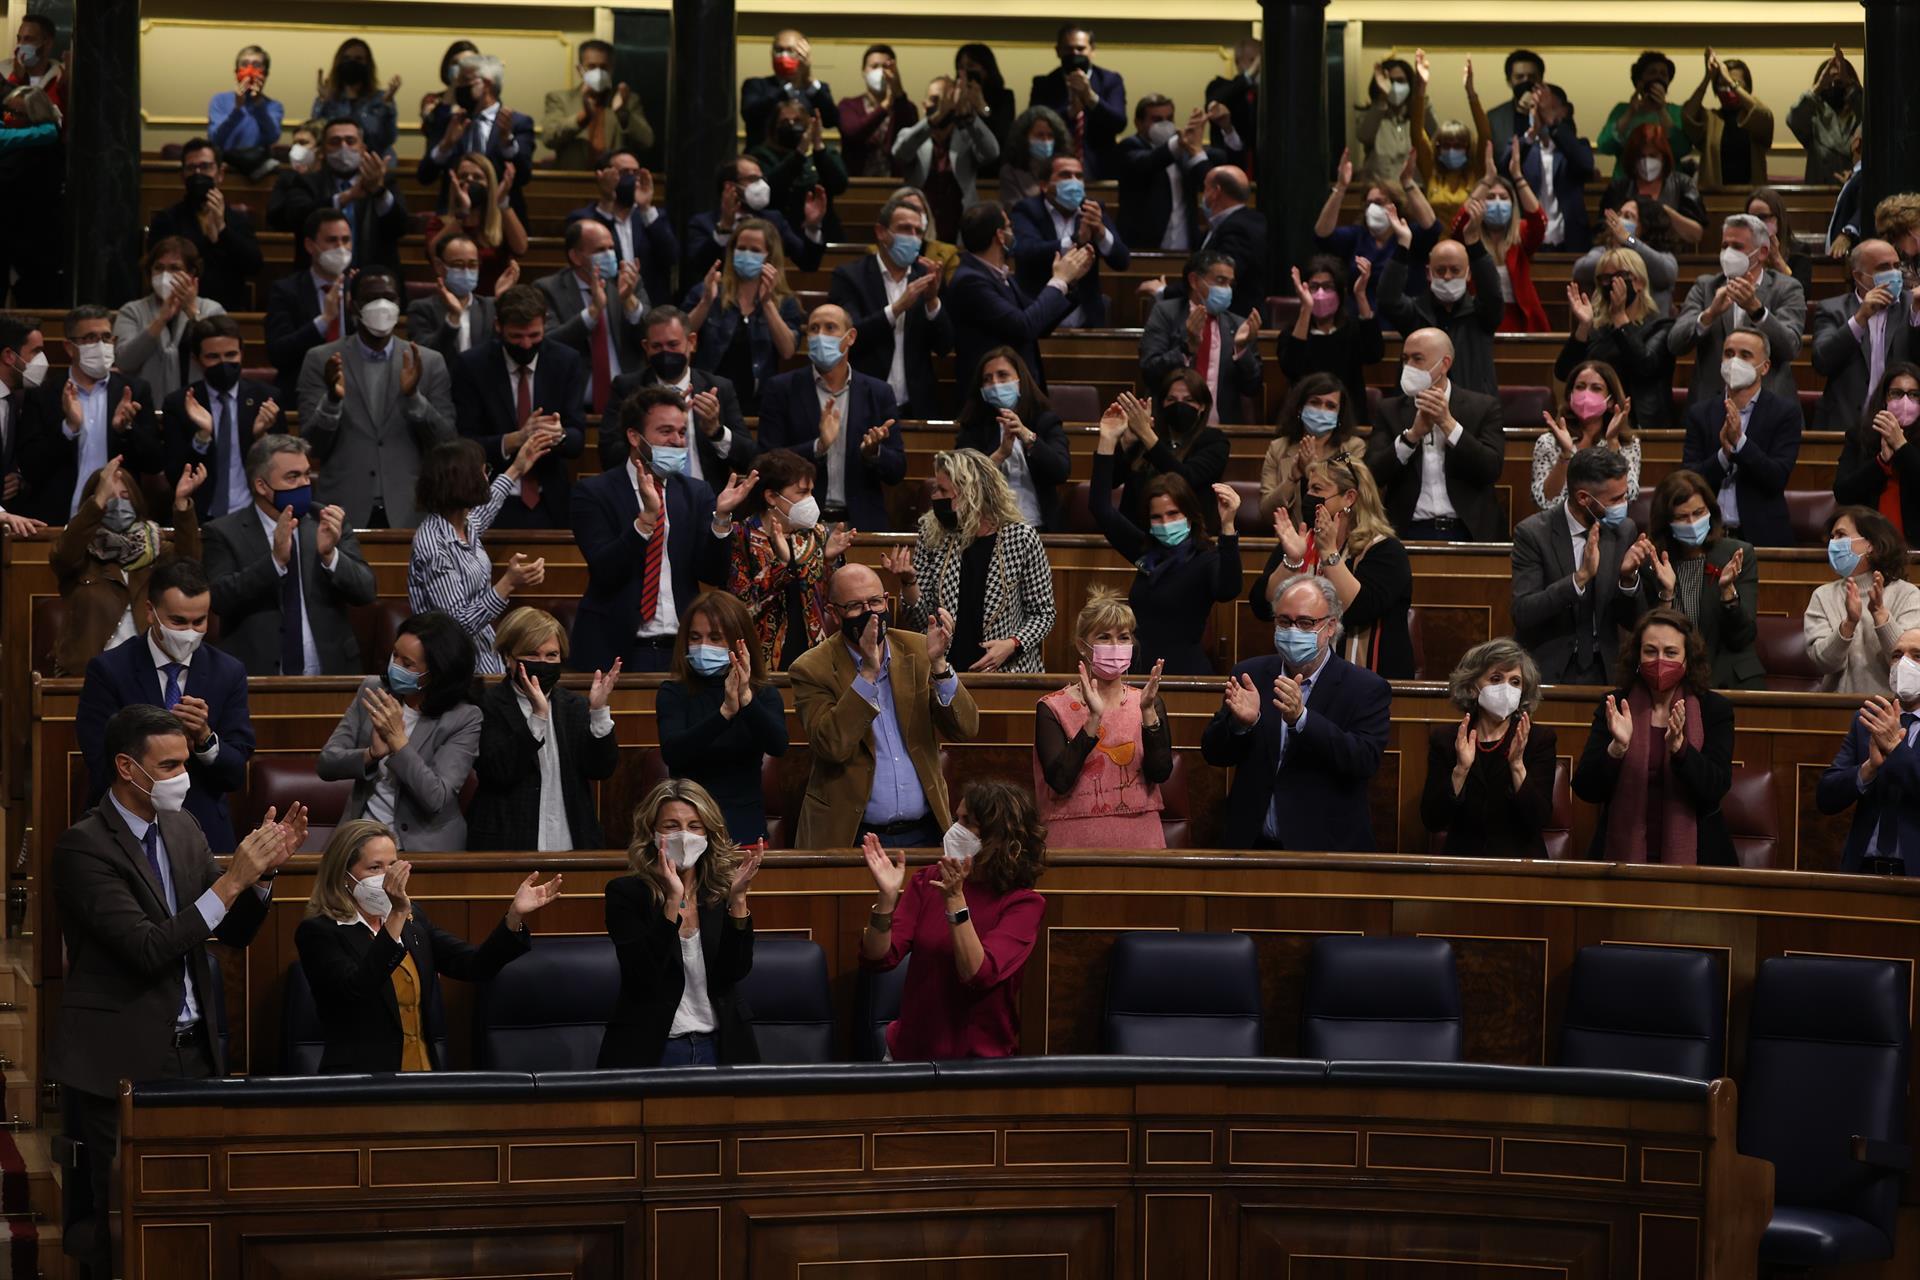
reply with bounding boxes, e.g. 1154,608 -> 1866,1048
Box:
757,303 -> 904,531
1364,327 -> 1509,541
1811,237 -> 1920,432
741,28 -> 839,147
1377,219 -> 1505,395
1820,627 -> 1920,874
788,563 -> 979,849
1196,165 -> 1269,316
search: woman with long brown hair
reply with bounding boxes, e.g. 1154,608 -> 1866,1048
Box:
1534,357 -> 1642,509
599,779 -> 766,1068
656,591 -> 789,843
684,217 -> 803,413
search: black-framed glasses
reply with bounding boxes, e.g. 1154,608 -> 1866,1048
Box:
1272,614 -> 1330,633
833,593 -> 894,616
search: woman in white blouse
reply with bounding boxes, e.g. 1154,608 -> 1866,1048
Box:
468,607 -> 623,850
406,434 -> 553,675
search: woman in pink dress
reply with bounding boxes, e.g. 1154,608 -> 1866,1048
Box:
1032,588 -> 1170,848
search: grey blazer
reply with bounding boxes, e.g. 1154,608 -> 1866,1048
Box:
111,294 -> 229,405
535,268 -> 647,375
318,675 -> 482,851
892,115 -> 1000,211
404,293 -> 498,367
1510,504 -> 1644,685
1667,268 -> 1807,406
296,337 -> 456,527
202,505 -> 379,675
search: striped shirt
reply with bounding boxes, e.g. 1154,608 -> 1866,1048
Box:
407,471 -> 515,674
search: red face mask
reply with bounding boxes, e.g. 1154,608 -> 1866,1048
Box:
1640,657 -> 1686,692
773,53 -> 801,78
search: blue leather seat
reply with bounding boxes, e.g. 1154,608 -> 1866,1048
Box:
737,937 -> 835,1064
1740,955 -> 1913,1266
1302,936 -> 1462,1062
855,954 -> 910,1061
1558,944 -> 1724,1080
474,937 -> 620,1071
1102,932 -> 1263,1058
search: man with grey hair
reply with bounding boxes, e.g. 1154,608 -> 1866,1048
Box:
1201,572 -> 1392,851
201,434 -> 376,675
1809,237 -> 1920,432
1511,445 -> 1649,685
418,51 -> 535,220
1669,211 -> 1805,405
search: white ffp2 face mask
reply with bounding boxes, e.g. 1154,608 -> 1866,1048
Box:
134,762 -> 192,813
1720,356 -> 1759,391
155,624 -> 206,662
1893,657 -> 1920,702
1478,681 -> 1523,720
942,822 -> 982,863
1399,363 -> 1433,396
660,830 -> 708,869
350,872 -> 392,918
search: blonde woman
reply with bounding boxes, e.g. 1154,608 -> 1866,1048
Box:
1252,453 -> 1414,678
884,448 -> 1056,674
421,151 -> 527,296
599,779 -> 766,1068
294,818 -> 560,1074
1557,247 -> 1678,428
1532,358 -> 1641,511
683,217 -> 803,413
1033,588 -> 1170,848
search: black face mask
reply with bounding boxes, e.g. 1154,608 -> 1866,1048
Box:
1301,492 -> 1324,531
1823,84 -> 1851,109
453,83 -> 480,113
840,609 -> 888,648
648,350 -> 688,382
201,360 -> 242,392
184,173 -> 216,210
1160,400 -> 1202,436
517,659 -> 564,696
776,121 -> 806,147
1510,78 -> 1534,101
931,497 -> 959,530
505,341 -> 540,366
337,59 -> 370,88
615,172 -> 637,206
1061,53 -> 1091,74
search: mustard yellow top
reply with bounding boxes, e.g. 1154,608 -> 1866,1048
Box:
391,951 -> 433,1073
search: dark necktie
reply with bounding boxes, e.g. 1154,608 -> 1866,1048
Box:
516,367 -> 540,508
141,823 -> 167,890
210,393 -> 233,517
638,502 -> 665,622
162,662 -> 184,709
280,526 -> 305,675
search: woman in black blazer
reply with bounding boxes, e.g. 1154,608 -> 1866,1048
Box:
657,591 -> 789,843
1420,639 -> 1558,857
1834,361 -> 1920,541
952,346 -> 1071,531
294,819 -> 561,1073
1573,609 -> 1737,866
468,607 -> 623,850
599,779 -> 766,1068
1640,470 -> 1763,690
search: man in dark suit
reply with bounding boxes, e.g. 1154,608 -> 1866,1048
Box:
1517,83 -> 1596,253
406,229 -> 498,365
1820,639 -> 1920,874
50,704 -> 298,1280
569,387 -> 735,673
1511,446 -> 1651,685
1139,250 -> 1262,422
418,53 -> 535,220
1680,328 -> 1804,547
741,28 -> 840,143
16,305 -> 164,524
1377,222 -> 1505,396
946,201 -> 1091,395
1203,39 -> 1261,170
145,138 -> 263,313
1196,166 -> 1269,318
76,559 -> 255,852
0,313 -> 37,529
1487,50 -> 1546,164
1810,238 -> 1920,432
1011,153 -> 1129,328
1027,24 -> 1126,179
1117,96 -> 1221,253
536,219 -> 648,415
452,284 -> 588,530
1201,573 -> 1391,851
202,434 -> 376,676
263,208 -> 357,404
1365,328 -> 1508,541
681,155 -> 828,282
605,305 -> 754,482
265,118 -> 408,275
163,314 -> 286,522
757,304 -> 904,531
829,194 -> 953,420
566,149 -> 678,311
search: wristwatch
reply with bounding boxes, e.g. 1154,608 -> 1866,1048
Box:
946,905 -> 971,926
931,665 -> 956,680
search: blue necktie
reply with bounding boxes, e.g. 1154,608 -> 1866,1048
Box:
209,393 -> 233,517
280,530 -> 305,675
162,662 -> 183,709
140,824 -> 167,889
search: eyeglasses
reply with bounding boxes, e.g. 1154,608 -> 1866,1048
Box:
1890,389 -> 1920,404
1272,614 -> 1330,632
833,593 -> 894,616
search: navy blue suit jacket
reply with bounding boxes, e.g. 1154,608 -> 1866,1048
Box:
1820,713 -> 1920,874
76,634 -> 254,852
1680,389 -> 1803,547
451,339 -> 588,528
416,104 -> 536,218
827,252 -> 954,420
682,209 -> 825,283
567,466 -> 728,672
1027,65 -> 1127,178
1199,652 -> 1392,852
1009,194 -> 1129,327
755,366 -> 905,531
1519,118 -> 1596,253
946,253 -> 1076,394
566,202 -> 679,316
263,270 -> 355,405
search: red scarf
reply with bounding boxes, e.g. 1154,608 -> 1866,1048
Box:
1604,683 -> 1705,865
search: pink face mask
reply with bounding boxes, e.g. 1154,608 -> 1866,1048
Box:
1087,644 -> 1133,679
1568,388 -> 1609,421
1309,287 -> 1340,319
1891,397 -> 1920,427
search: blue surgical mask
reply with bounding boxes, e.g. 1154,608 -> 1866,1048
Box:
1051,178 -> 1086,212
650,445 -> 688,475
385,661 -> 423,695
885,234 -> 922,268
732,249 -> 767,279
1029,137 -> 1055,160
444,267 -> 479,298
1670,515 -> 1711,546
1437,147 -> 1468,170
1600,501 -> 1629,529
1274,625 -> 1323,667
981,380 -> 1020,410
1204,284 -> 1234,315
1874,267 -> 1905,302
591,248 -> 619,280
1301,406 -> 1340,436
1619,218 -> 1639,239
1482,200 -> 1513,229
806,333 -> 844,371
1830,536 -> 1863,578
687,643 -> 731,676
1150,518 -> 1190,547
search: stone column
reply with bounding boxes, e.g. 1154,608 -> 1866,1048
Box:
68,0 -> 142,306
666,0 -> 737,298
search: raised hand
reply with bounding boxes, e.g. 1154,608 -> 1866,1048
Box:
91,454 -> 125,508
879,544 -> 914,580
1454,713 -> 1476,772
1272,672 -> 1304,724
1541,410 -> 1577,457
251,397 -> 280,438
1223,671 -> 1261,726
720,641 -> 753,717
110,388 -> 141,432
1870,571 -> 1890,624
1139,658 -> 1164,710
515,658 -> 551,720
1566,283 -> 1593,331
271,503 -> 296,568
823,522 -> 856,560
324,352 -> 346,402
397,342 -> 422,397
1233,307 -> 1262,354
1605,694 -> 1634,750
728,844 -> 765,904
1574,521 -> 1601,588
1273,507 -> 1308,564
508,872 -> 562,928
587,659 -> 623,712
862,831 -> 907,906
1719,547 -> 1745,603
1652,548 -> 1677,597
860,419 -> 895,459
715,467 -> 758,518
1843,574 -> 1864,628
1666,698 -> 1688,755
925,607 -> 955,669
1212,482 -> 1241,528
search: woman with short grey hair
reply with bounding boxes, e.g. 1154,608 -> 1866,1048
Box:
1420,637 -> 1558,857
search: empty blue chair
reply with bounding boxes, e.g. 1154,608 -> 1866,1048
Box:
1559,944 -> 1725,1079
1302,936 -> 1462,1062
1102,932 -> 1263,1057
